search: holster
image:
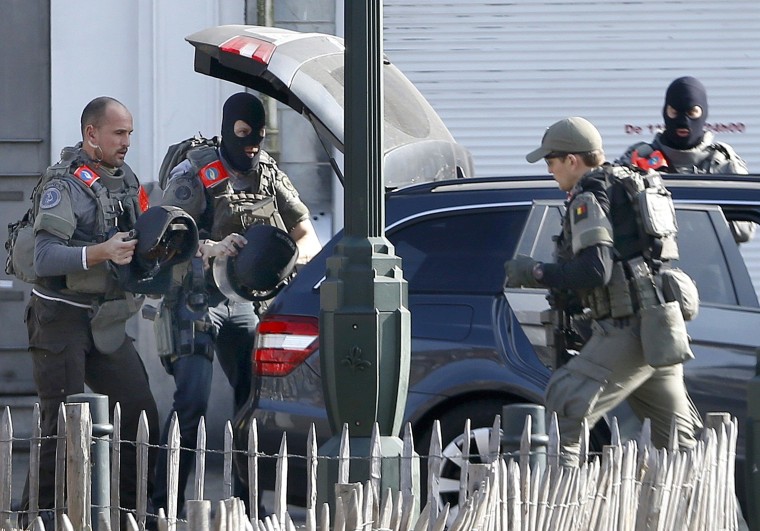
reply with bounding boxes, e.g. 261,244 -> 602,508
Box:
541,308 -> 583,370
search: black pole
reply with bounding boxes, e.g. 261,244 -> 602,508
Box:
317,0 -> 417,513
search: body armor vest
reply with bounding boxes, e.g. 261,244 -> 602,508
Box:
559,165 -> 678,320
625,132 -> 746,175
36,149 -> 142,299
186,147 -> 286,240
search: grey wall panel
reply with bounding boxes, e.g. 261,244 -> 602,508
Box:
0,0 -> 50,394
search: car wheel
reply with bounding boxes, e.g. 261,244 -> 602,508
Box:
415,399 -> 507,527
416,399 -> 611,527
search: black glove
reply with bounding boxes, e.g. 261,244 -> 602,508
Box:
504,254 -> 542,288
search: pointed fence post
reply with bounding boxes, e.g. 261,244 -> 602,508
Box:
136,411 -> 151,529
247,419 -> 259,525
67,393 -> 112,530
378,488 -> 393,530
213,499 -> 227,531
186,499 -> 211,530
166,412 -> 180,531
223,421 -> 234,500
362,479 -> 374,531
459,418 -> 470,509
338,424 -> 350,485
506,459 -> 521,531
65,402 -> 92,530
274,433 -> 288,525
306,424 -> 318,531
426,420 -> 442,527
194,416 -> 207,503
319,502 -> 331,531
369,424 -> 382,507
547,412 -> 560,471
401,423 -> 418,519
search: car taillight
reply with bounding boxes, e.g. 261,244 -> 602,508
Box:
254,315 -> 319,377
220,36 -> 275,65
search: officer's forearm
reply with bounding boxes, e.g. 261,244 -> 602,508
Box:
84,242 -> 112,267
290,219 -> 322,264
34,231 -> 84,277
541,245 -> 613,290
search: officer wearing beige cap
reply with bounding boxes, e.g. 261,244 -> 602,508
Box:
506,117 -> 702,466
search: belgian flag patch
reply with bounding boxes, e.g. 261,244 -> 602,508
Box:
574,201 -> 588,222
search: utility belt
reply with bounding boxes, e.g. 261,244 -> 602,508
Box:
582,258 -> 659,320
142,257 -> 215,374
142,295 -> 215,374
557,257 -> 698,368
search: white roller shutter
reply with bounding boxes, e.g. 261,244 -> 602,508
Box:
382,0 -> 760,177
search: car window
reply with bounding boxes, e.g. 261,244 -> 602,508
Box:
670,209 -> 736,305
532,206 -> 738,306
389,207 -> 529,294
738,222 -> 760,301
531,207 -> 562,263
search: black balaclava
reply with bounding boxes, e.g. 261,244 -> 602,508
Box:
661,76 -> 708,150
220,92 -> 266,172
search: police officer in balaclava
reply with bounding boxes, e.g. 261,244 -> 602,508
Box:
220,92 -> 267,173
153,91 -> 322,517
616,76 -> 751,242
660,76 -> 709,150
618,76 -> 747,174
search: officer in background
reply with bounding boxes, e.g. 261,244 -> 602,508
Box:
505,117 -> 702,466
153,91 -> 321,515
22,96 -> 160,525
617,76 -> 753,242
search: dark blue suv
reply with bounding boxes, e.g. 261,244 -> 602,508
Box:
233,174 -> 760,520
186,24 -> 760,520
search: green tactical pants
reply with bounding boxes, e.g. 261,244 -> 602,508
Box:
544,315 -> 703,466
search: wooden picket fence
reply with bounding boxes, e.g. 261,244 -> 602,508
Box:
0,401 -> 742,530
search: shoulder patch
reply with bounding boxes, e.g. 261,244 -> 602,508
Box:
199,160 -> 230,188
174,184 -> 193,202
40,188 -> 62,209
573,200 -> 588,222
279,173 -> 296,193
73,165 -> 100,187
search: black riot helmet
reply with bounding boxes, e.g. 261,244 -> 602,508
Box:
220,92 -> 266,172
118,205 -> 199,294
212,224 -> 299,303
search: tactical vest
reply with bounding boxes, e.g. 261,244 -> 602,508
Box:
559,164 -> 678,319
186,146 -> 286,240
628,136 -> 746,175
35,149 -> 143,299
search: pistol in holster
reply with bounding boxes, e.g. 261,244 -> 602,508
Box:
541,290 -> 587,370
142,258 -> 215,374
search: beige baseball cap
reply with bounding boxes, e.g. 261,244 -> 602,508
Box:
525,117 -> 603,163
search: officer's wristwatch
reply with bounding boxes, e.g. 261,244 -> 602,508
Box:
532,262 -> 544,281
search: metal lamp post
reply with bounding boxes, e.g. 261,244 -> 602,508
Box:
317,0 -> 417,512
